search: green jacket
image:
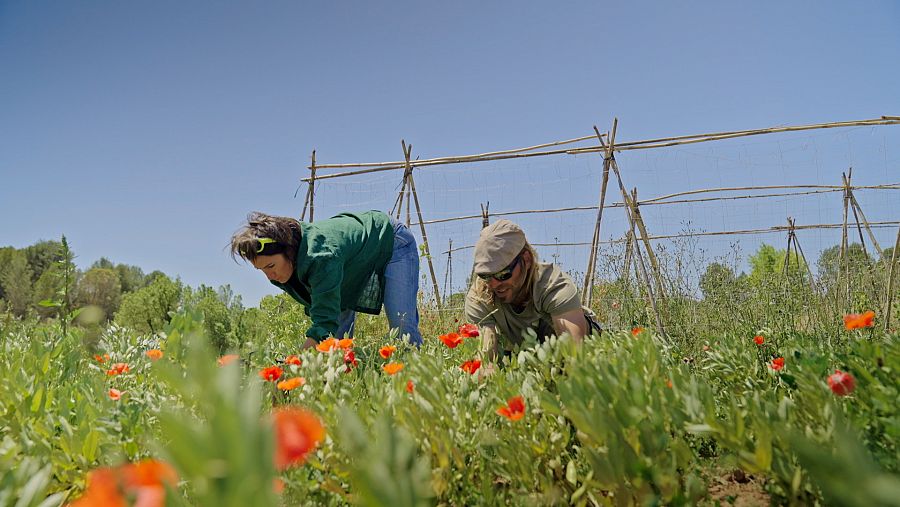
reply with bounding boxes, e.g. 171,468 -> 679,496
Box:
271,211 -> 395,341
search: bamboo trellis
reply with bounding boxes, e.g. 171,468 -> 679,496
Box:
300,116 -> 900,321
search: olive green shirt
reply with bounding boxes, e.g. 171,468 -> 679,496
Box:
271,211 -> 394,341
464,262 -> 583,352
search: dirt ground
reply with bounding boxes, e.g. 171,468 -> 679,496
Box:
705,470 -> 771,506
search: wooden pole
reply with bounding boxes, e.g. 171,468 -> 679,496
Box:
595,121 -> 667,339
630,187 -> 666,298
840,171 -> 851,310
848,190 -> 884,256
789,218 -> 818,295
301,150 -> 316,221
622,230 -> 634,281
582,126 -> 615,306
782,217 -> 794,277
401,141 -> 442,308
884,225 -> 900,332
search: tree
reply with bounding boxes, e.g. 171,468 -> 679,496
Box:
817,243 -> 871,293
31,236 -> 78,322
748,243 -> 809,286
76,268 -> 122,320
115,274 -> 182,335
23,239 -> 64,284
0,250 -> 33,316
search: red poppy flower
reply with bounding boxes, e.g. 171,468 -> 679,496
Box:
844,310 -> 876,330
94,353 -> 110,363
496,395 -> 526,421
406,380 -> 415,393
753,335 -> 765,345
383,362 -> 404,375
284,355 -> 302,366
108,388 -> 123,400
770,357 -> 785,371
106,363 -> 130,376
439,332 -> 463,348
631,327 -> 644,336
259,366 -> 284,382
458,323 -> 480,338
666,379 -> 673,389
145,349 -> 163,360
69,459 -> 178,507
217,354 -> 239,367
827,370 -> 856,396
379,345 -> 396,359
272,408 -> 325,470
277,377 -> 305,391
343,350 -> 358,369
460,360 -> 482,375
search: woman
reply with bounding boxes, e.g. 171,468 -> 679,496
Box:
230,210 -> 423,347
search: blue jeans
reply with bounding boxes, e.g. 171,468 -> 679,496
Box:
335,219 -> 423,346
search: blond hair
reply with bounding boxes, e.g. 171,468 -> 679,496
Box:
469,243 -> 539,306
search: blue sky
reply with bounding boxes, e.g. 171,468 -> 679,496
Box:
1,2 -> 899,307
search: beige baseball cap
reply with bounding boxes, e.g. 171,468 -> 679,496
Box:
473,219 -> 526,275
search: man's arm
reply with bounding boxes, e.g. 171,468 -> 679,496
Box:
551,308 -> 588,343
479,323 -> 500,363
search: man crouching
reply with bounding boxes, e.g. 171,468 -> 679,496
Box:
465,219 -> 600,365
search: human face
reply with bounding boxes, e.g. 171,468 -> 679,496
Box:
252,254 -> 293,283
484,252 -> 530,304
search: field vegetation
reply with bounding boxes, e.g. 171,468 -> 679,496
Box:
0,236 -> 898,506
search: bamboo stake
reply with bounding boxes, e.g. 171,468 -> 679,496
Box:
308,153 -> 317,222
596,121 -> 667,339
401,141 -> 442,308
885,225 -> 900,332
622,230 -> 634,281
789,218 -> 818,295
582,126 -> 615,305
848,190 -> 884,256
439,220 -> 900,255
630,187 -> 665,298
782,217 -> 794,277
840,171 -> 851,310
300,151 -> 315,221
305,117 -> 900,179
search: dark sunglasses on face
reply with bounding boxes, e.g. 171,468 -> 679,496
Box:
478,254 -> 522,282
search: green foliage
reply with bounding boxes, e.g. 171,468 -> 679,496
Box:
0,248 -> 34,316
114,274 -> 182,335
75,268 -> 122,321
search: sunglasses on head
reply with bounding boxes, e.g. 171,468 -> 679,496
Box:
254,237 -> 285,256
478,253 -> 522,282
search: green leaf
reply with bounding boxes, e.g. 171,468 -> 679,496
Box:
38,299 -> 61,308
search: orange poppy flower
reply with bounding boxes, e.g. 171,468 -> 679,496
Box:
69,459 -> 178,507
460,359 -> 482,375
108,388 -> 123,400
145,349 -> 163,360
284,355 -> 302,366
316,338 -> 338,352
458,323 -> 480,338
94,353 -> 110,363
277,377 -> 305,391
631,327 -> 644,336
406,380 -> 415,393
753,335 -> 765,345
259,366 -> 284,382
843,310 -> 876,330
337,338 -> 354,350
770,357 -> 785,371
439,332 -> 463,348
272,407 -> 325,470
379,345 -> 397,359
383,362 -> 404,375
666,379 -> 673,389
217,354 -> 239,367
496,395 -> 526,421
106,363 -> 130,376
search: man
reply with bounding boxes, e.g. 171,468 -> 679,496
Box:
464,219 -> 599,363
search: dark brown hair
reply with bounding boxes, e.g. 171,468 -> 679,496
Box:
229,212 -> 303,266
